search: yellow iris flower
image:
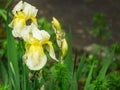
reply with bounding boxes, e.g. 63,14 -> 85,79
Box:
9,1 -> 38,38
52,17 -> 68,60
22,24 -> 58,70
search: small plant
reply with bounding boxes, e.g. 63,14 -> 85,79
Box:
107,72 -> 120,90
88,13 -> 112,43
112,43 -> 120,55
89,79 -> 109,90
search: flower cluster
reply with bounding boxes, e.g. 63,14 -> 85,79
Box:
9,1 -> 68,70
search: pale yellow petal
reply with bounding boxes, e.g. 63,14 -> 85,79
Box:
56,30 -> 65,48
11,19 -> 26,37
23,44 -> 47,70
30,17 -> 38,26
52,17 -> 61,31
12,28 -> 22,38
9,20 -> 14,28
32,26 -> 50,44
23,2 -> 38,18
45,41 -> 58,61
12,1 -> 23,15
21,26 -> 31,41
61,39 -> 68,59
14,17 -> 26,28
20,24 -> 49,43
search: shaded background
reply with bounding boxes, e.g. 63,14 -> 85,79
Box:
4,0 -> 120,50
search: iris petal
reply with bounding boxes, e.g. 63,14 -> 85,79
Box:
45,41 -> 58,61
23,2 -> 38,18
23,44 -> 47,70
32,29 -> 50,44
12,1 -> 23,15
9,1 -> 38,38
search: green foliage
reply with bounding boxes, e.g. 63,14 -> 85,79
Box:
76,53 -> 86,82
0,61 -> 8,85
38,17 -> 52,32
45,63 -> 70,90
70,72 -> 78,90
88,13 -> 112,42
0,9 -> 7,21
0,0 -> 12,21
0,40 -> 7,60
83,49 -> 115,90
0,85 -> 9,90
107,72 -> 120,90
84,63 -> 95,90
64,30 -> 74,76
89,79 -> 109,90
112,43 -> 120,55
6,12 -> 20,90
98,50 -> 114,80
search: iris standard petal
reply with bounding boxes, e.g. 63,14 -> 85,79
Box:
23,2 -> 38,18
21,24 -> 50,43
32,27 -> 50,44
10,1 -> 38,33
12,1 -> 38,18
12,1 -> 23,15
9,12 -> 26,37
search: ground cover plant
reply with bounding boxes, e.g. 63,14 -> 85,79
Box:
0,1 -> 120,90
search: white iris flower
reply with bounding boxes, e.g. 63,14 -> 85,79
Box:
9,1 -> 38,38
9,1 -> 58,70
22,24 -> 58,70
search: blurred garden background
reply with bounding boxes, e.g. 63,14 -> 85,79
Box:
0,0 -> 120,90
1,0 -> 120,49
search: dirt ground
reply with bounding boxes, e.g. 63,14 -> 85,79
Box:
12,0 -> 120,50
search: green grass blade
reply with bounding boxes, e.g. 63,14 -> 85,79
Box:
76,53 -> 86,82
6,11 -> 20,90
64,30 -> 74,75
0,9 -> 7,21
0,60 -> 8,85
98,51 -> 114,80
84,63 -> 95,90
70,72 -> 78,90
64,30 -> 75,89
4,0 -> 12,10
